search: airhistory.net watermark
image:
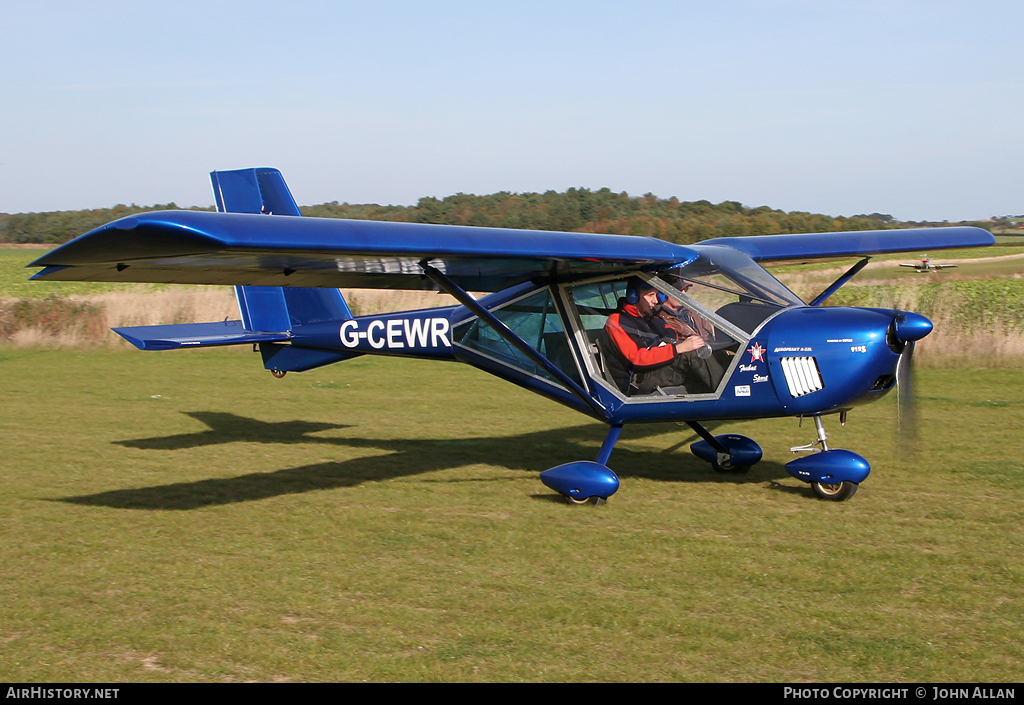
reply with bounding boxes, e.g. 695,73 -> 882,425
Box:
6,689 -> 118,699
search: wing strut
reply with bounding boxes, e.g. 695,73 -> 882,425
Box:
686,421 -> 729,454
809,257 -> 871,307
420,261 -> 610,421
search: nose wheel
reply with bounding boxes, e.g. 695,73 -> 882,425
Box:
811,480 -> 859,501
562,494 -> 608,506
787,416 -> 870,502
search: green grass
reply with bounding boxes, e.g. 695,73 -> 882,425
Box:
771,246 -> 1024,274
0,249 -> 170,299
1,351 -> 1021,682
829,278 -> 1024,334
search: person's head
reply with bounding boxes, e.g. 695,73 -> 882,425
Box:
663,272 -> 692,294
655,274 -> 691,311
626,278 -> 663,314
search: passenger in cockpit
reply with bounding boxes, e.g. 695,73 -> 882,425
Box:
603,278 -> 723,395
659,277 -> 716,354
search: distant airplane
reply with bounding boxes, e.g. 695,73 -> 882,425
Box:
899,257 -> 957,273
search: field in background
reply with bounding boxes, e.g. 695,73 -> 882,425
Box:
773,250 -> 1024,363
1,246 -> 457,347
3,242 -> 1023,364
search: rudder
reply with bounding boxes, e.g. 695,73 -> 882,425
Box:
212,168 -> 358,373
211,167 -> 302,217
211,168 -> 353,333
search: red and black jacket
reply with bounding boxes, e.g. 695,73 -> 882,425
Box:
601,303 -> 679,393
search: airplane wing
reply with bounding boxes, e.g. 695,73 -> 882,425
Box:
29,209 -> 700,292
711,227 -> 993,263
899,263 -> 918,268
28,165 -> 994,289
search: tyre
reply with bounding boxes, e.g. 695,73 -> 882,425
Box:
811,481 -> 859,501
562,494 -> 607,506
712,461 -> 751,474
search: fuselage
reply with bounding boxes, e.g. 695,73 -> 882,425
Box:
281,246 -> 927,427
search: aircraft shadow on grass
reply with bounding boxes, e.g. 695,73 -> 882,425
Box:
59,411 -> 798,510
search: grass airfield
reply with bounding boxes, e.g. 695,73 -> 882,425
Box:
1,350 -> 1021,682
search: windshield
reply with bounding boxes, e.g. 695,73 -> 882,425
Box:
663,246 -> 803,307
652,246 -> 803,334
564,247 -> 803,399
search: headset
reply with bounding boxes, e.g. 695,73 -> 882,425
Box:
625,277 -> 667,306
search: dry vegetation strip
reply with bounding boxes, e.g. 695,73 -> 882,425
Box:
3,283 -> 1022,365
3,247 -> 1022,363
0,287 -> 452,348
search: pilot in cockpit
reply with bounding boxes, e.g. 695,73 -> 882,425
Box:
603,278 -> 724,396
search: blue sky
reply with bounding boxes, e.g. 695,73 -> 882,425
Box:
2,0 -> 1021,221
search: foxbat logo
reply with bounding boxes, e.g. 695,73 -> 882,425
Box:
340,318 -> 451,350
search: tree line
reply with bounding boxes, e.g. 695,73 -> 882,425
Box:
0,204 -> 212,245
0,188 -> 993,246
302,190 -> 907,244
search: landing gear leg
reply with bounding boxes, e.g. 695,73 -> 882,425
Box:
790,415 -> 830,453
687,421 -> 758,474
595,423 -> 623,466
786,415 -> 869,502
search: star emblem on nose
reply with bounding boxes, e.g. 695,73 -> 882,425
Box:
748,342 -> 766,362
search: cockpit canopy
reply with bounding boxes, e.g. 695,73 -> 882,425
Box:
454,245 -> 806,403
655,245 -> 805,333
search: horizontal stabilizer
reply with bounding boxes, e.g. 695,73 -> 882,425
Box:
113,321 -> 290,351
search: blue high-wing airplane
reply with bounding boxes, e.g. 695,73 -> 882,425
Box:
29,168 -> 995,504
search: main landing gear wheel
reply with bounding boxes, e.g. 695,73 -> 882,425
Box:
562,494 -> 607,506
812,481 -> 859,502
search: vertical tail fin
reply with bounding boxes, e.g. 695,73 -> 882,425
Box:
211,168 -> 358,373
210,168 -> 353,332
211,167 -> 302,217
